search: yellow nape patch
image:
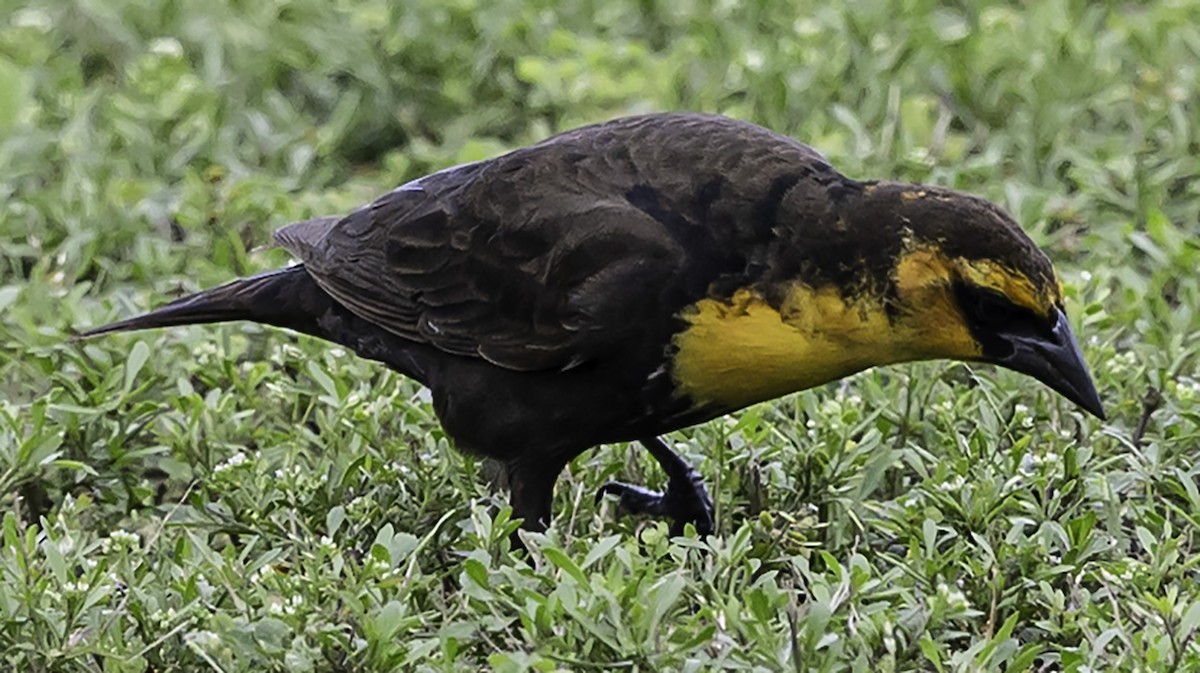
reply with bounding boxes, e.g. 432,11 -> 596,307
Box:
671,284 -> 977,410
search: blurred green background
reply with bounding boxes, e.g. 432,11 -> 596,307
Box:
2,0 -> 1199,670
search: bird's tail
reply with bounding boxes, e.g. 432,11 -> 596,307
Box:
73,266 -> 312,339
72,264 -> 433,383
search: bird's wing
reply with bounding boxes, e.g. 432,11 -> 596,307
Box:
274,161 -> 688,372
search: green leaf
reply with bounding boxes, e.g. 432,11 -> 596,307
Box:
580,535 -> 621,569
326,505 -> 345,536
543,547 -> 587,585
51,459 -> 98,476
647,573 -> 686,638
0,287 -> 19,313
123,341 -> 151,394
254,617 -> 290,651
1180,601 -> 1200,637
0,58 -> 29,130
372,601 -> 406,642
306,360 -> 340,404
1136,526 -> 1158,555
44,537 -> 67,583
918,634 -> 945,673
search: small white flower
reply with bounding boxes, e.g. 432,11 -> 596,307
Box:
149,37 -> 183,58
937,582 -> 970,612
109,530 -> 142,549
185,630 -> 220,651
937,475 -> 966,492
1175,378 -> 1200,403
196,576 -> 214,600
268,600 -> 295,616
1109,351 -> 1137,375
194,342 -> 219,360
214,452 -> 249,474
12,8 -> 53,31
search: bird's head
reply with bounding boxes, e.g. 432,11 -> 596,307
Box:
832,181 -> 1105,419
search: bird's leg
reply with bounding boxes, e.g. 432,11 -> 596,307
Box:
595,436 -> 714,537
505,457 -> 565,550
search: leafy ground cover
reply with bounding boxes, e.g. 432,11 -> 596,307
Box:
1,0 -> 1199,670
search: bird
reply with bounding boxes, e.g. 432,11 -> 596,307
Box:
77,112 -> 1105,541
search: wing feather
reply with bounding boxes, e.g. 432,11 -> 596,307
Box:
278,165 -> 684,371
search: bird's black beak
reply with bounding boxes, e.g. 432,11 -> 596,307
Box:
994,309 -> 1106,420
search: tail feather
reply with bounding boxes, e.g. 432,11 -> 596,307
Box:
74,262 -> 434,384
73,267 -> 305,340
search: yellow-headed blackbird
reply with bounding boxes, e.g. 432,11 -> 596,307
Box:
79,113 -> 1104,537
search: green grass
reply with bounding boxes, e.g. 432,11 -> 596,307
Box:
2,0 -> 1199,670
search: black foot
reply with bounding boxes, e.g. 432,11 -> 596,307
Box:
596,437 -> 714,537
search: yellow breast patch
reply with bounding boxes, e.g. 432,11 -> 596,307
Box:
668,259 -> 1002,410
671,286 -> 909,410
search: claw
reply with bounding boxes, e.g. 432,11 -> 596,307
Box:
595,479 -> 714,536
595,437 -> 717,537
594,481 -> 620,504
595,481 -> 668,514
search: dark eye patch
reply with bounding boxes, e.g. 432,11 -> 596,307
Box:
952,282 -> 1054,358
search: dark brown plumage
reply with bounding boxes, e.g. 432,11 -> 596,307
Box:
79,113 -> 1103,540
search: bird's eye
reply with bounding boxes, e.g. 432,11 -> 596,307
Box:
967,288 -> 1016,329
953,282 -> 1054,361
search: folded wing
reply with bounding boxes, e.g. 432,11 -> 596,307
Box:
275,163 -> 686,372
